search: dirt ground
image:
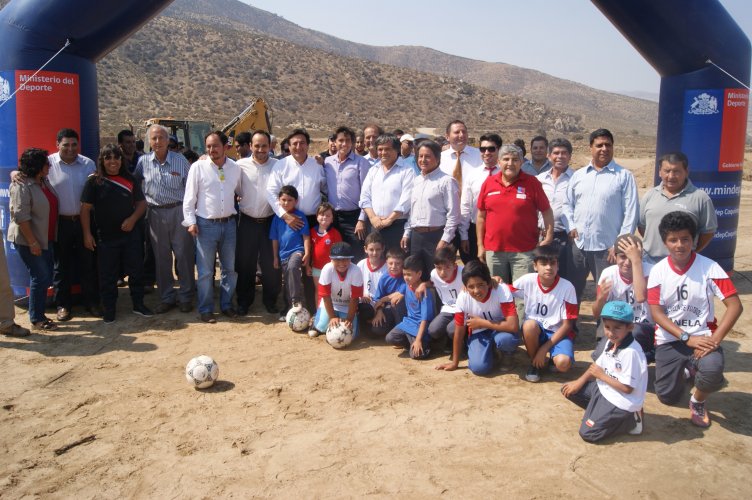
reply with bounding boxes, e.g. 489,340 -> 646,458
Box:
1,157 -> 750,499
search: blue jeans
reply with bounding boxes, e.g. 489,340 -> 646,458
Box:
195,216 -> 237,314
16,245 -> 54,323
467,329 -> 519,375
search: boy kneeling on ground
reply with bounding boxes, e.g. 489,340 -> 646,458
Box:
562,300 -> 648,442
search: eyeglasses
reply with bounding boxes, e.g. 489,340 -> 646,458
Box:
479,146 -> 497,153
103,154 -> 121,160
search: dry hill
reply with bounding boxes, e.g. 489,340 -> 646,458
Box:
162,0 -> 659,135
96,15 -> 584,140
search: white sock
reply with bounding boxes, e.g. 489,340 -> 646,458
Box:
690,394 -> 701,404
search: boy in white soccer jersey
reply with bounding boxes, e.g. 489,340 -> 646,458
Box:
593,234 -> 655,362
561,300 -> 648,442
511,244 -> 578,383
357,231 -> 387,324
310,242 -> 364,341
415,246 -> 464,346
436,260 -> 519,375
647,211 -> 742,427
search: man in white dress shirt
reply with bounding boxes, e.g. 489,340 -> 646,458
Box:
402,140 -> 460,278
440,120 -> 482,260
183,131 -> 242,323
266,128 -> 327,312
235,130 -> 280,316
360,134 -> 415,252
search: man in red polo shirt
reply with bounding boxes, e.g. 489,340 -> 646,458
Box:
477,144 -> 554,284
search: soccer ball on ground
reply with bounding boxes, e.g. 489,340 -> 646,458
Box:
185,355 -> 219,389
326,322 -> 353,349
286,306 -> 311,332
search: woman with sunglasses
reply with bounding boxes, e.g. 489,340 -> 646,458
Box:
80,144 -> 152,323
8,148 -> 59,331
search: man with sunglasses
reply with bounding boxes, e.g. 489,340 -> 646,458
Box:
459,133 -> 502,263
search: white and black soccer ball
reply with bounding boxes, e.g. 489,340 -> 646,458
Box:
286,306 -> 311,332
326,323 -> 353,349
185,355 -> 219,389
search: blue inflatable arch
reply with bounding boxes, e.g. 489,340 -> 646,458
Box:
0,0 -> 748,298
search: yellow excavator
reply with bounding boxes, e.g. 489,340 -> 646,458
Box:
142,97 -> 272,157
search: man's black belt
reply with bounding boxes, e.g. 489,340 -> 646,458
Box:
148,202 -> 181,209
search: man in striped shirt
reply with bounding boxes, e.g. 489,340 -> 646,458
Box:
134,124 -> 195,314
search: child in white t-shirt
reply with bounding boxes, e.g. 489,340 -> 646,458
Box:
561,300 -> 648,442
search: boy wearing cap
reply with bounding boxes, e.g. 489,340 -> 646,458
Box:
561,300 -> 648,442
310,242 -> 364,340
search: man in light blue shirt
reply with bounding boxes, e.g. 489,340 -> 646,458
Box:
563,129 -> 638,302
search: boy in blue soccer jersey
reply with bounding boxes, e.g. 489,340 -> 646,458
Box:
270,185 -> 311,316
385,255 -> 436,359
370,247 -> 407,337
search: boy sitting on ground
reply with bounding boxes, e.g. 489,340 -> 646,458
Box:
370,247 -> 407,337
356,231 -> 387,324
510,244 -> 578,383
384,255 -> 436,359
436,260 -> 519,375
310,242 -> 363,342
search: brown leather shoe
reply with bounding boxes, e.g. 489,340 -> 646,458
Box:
56,307 -> 71,321
0,323 -> 30,337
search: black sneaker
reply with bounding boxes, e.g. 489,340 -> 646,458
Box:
132,304 -> 154,317
525,365 -> 541,383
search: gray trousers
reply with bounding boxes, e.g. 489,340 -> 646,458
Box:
654,342 -> 725,405
566,379 -> 637,442
569,245 -> 610,303
428,311 -> 455,340
148,206 -> 195,305
281,251 -> 304,309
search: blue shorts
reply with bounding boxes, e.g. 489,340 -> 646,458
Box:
313,308 -> 359,337
535,322 -> 574,361
311,267 -> 322,278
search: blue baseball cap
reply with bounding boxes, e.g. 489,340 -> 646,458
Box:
600,301 -> 634,323
330,242 -> 353,260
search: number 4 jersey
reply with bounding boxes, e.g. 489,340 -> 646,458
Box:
510,273 -> 578,334
318,262 -> 364,313
647,252 -> 737,345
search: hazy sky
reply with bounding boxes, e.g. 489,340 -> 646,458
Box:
243,0 -> 752,95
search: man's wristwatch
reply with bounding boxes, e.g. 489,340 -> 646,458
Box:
680,331 -> 690,343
